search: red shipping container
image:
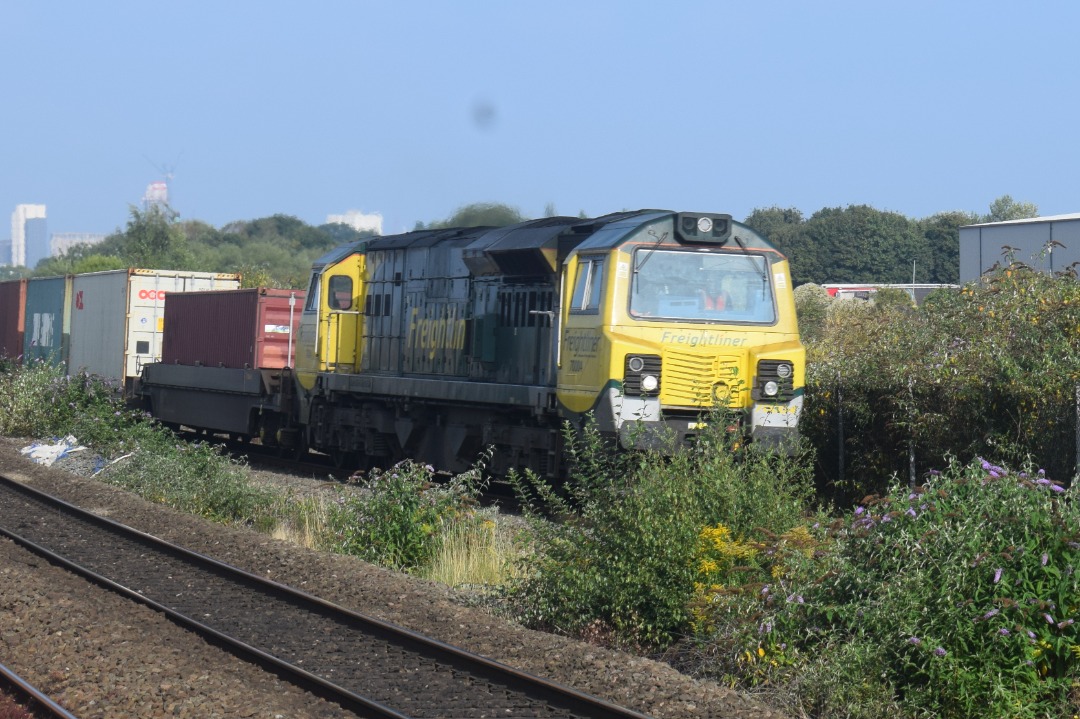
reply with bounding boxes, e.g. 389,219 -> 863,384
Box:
0,279 -> 27,362
161,288 -> 305,369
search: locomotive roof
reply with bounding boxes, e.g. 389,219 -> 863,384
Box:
310,210 -> 780,273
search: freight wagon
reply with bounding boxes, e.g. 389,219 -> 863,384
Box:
0,279 -> 27,362
68,269 -> 240,392
142,288 -> 304,441
140,210 -> 805,477
23,275 -> 72,368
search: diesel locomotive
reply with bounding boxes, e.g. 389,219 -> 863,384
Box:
139,210 -> 805,477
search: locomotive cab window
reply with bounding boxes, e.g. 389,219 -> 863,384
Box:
304,273 -> 320,312
327,275 -> 353,310
629,249 -> 776,324
570,257 -> 605,314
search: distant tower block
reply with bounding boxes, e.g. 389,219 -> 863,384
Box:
10,204 -> 46,267
143,181 -> 169,210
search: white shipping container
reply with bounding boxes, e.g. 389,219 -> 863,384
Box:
68,269 -> 241,391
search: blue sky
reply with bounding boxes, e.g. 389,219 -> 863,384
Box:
3,1 -> 1078,239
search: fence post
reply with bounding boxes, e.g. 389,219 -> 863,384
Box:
909,377 -> 916,488
837,369 -> 844,486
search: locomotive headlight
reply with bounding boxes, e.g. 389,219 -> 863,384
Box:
776,363 -> 792,379
763,380 -> 779,397
624,353 -> 661,396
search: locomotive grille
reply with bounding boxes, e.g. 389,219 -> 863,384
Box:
660,350 -> 741,407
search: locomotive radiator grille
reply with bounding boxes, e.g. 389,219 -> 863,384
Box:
660,350 -> 741,407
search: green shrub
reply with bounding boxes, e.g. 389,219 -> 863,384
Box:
804,262 -> 1080,503
793,283 -> 832,342
0,360 -> 272,524
727,457 -> 1080,719
326,460 -> 485,571
102,427 -> 274,525
508,414 -> 816,649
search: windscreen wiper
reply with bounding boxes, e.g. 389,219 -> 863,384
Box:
634,229 -> 668,277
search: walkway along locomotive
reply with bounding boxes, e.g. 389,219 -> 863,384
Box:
139,210 -> 805,477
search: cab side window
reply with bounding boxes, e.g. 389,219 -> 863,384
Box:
304,273 -> 321,312
570,257 -> 605,314
327,275 -> 353,310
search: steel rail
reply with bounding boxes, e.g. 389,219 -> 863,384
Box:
0,659 -> 81,719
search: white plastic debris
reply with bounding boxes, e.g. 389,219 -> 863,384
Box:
20,435 -> 87,467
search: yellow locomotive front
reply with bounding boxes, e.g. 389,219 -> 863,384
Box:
557,211 -> 804,450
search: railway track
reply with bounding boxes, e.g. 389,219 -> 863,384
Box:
0,661 -> 80,719
0,474 -> 651,719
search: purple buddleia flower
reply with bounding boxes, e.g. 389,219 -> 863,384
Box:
983,609 -> 999,620
993,568 -> 1002,584
906,508 -> 917,518
934,647 -> 947,657
1045,613 -> 1055,624
907,636 -> 921,645
998,628 -> 1010,636
1042,553 -> 1049,566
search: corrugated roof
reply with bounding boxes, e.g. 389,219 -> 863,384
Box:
963,212 -> 1080,229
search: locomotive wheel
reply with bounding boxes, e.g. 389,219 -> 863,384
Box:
277,437 -> 307,461
331,449 -> 359,472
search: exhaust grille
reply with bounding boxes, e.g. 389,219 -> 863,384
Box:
660,350 -> 741,407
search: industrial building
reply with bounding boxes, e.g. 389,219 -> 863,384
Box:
821,284 -> 958,305
959,213 -> 1080,282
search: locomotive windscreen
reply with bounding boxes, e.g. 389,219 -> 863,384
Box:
628,249 -> 776,324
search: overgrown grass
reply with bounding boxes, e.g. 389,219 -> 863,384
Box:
420,509 -> 524,587
0,359 -> 272,524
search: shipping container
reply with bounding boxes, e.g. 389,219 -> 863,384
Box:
68,268 -> 241,390
161,287 -> 305,369
23,275 -> 72,367
0,278 -> 27,362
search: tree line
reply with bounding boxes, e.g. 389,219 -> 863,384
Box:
743,194 -> 1038,285
0,195 -> 1039,287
